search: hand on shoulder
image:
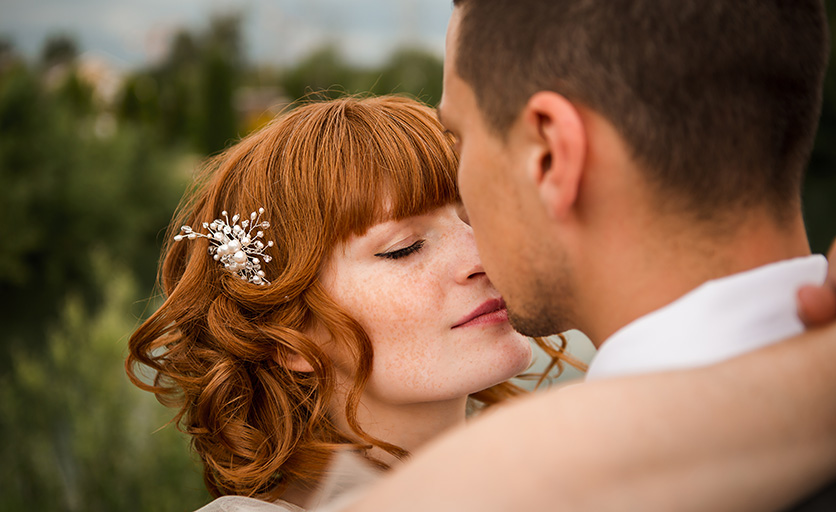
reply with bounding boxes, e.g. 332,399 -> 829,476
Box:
798,240 -> 836,327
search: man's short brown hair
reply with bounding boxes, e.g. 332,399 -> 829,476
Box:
452,0 -> 829,222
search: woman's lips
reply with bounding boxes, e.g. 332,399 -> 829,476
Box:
453,298 -> 508,328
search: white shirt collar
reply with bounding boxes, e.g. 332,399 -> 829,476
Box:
585,255 -> 828,381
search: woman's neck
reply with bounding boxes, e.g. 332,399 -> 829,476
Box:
281,396 -> 469,508
353,396 -> 470,466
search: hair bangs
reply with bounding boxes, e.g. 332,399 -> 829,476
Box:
327,96 -> 460,240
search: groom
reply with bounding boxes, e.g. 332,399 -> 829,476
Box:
443,0 -> 831,364
337,1 -> 836,510
440,0 -> 836,508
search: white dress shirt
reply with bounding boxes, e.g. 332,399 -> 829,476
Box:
586,255 -> 828,381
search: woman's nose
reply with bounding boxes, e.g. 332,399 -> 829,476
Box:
453,227 -> 486,284
456,258 -> 486,284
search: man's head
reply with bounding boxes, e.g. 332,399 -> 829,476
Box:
439,0 -> 829,339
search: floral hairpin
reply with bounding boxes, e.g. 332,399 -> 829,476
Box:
174,208 -> 274,285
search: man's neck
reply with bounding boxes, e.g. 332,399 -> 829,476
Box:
578,211 -> 810,347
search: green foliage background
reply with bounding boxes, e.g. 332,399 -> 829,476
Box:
806,1 -> 836,255
0,5 -> 835,511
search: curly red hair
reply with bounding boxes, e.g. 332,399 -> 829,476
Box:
126,95 -> 582,500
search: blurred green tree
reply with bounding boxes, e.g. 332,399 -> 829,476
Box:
803,0 -> 836,255
0,55 -> 188,368
280,45 -> 444,106
371,48 -> 444,106
40,34 -> 78,69
197,14 -> 243,154
0,259 -> 208,511
281,45 -> 354,100
116,13 -> 244,155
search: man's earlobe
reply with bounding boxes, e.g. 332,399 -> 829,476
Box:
523,92 -> 586,219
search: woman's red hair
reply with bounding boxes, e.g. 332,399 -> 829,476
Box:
126,95 -> 583,501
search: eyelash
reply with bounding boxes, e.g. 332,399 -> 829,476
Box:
375,240 -> 425,260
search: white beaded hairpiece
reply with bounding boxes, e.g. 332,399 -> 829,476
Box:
174,208 -> 274,285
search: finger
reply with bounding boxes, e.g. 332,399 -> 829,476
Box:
827,239 -> 836,284
797,284 -> 836,327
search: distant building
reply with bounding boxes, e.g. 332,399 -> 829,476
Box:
76,51 -> 126,106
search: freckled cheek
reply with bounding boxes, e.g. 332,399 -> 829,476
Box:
343,271 -> 442,353
360,278 -> 450,390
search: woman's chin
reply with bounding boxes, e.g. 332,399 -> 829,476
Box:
503,336 -> 536,376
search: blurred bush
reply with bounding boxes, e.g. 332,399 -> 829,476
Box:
0,258 -> 209,511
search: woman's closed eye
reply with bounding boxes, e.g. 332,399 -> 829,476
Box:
375,240 -> 426,260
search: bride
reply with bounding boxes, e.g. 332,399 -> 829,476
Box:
128,95 -> 836,512
127,95 -> 580,511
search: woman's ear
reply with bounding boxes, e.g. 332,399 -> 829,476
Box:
275,321 -> 331,373
520,91 -> 587,220
275,349 -> 315,373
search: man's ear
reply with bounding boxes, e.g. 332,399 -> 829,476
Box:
520,91 -> 586,219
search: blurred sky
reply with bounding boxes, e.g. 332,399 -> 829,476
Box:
0,0 -> 453,69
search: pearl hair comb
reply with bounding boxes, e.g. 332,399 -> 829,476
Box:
174,208 -> 274,285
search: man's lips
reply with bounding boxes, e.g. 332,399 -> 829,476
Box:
452,298 -> 508,328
